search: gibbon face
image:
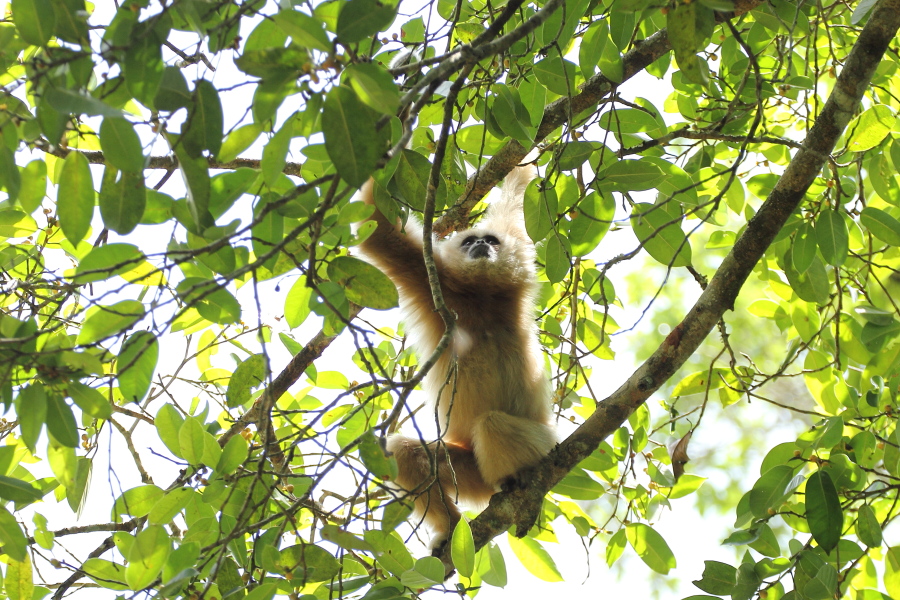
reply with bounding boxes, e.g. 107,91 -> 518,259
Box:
439,225 -> 532,286
460,233 -> 501,260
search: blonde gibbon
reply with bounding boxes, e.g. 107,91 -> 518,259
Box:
359,165 -> 557,548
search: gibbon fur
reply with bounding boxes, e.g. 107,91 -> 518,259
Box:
360,166 -> 557,547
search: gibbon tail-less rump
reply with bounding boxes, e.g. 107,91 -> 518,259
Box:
359,166 -> 557,549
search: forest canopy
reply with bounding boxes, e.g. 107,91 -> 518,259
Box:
1,0 -> 900,599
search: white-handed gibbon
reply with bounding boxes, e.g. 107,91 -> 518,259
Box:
360,165 -> 557,548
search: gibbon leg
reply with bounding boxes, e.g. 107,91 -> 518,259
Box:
471,411 -> 558,487
386,435 -> 494,546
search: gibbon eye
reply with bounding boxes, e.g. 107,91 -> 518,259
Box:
461,236 -> 477,247
484,235 -> 501,246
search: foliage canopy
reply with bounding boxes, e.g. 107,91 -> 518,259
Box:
1,0 -> 900,599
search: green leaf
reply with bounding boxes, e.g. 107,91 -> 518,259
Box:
0,506 -> 27,562
491,84 -> 535,146
225,354 -> 268,408
280,544 -> 340,582
179,417 -> 207,465
0,476 -> 42,504
363,530 -> 414,576
51,0 -> 88,43
391,149 -> 446,211
553,469 -> 604,500
557,142 -> 596,171
217,123 -> 263,163
0,210 -> 35,237
114,485 -> 164,519
15,384 -> 46,453
5,554 -> 33,600
126,525 -> 172,590
524,181 -> 557,242
57,150 -> 94,246
401,556 -> 444,587
602,159 -> 666,191
245,583 -> 278,600
357,429 -> 398,482
170,136 -> 213,229
99,167 -> 147,235
533,54 -> 577,96
792,223 -> 818,273
65,382 -> 110,420
336,0 -> 396,43
846,104 -> 895,152
579,22 -> 606,78
692,560 -> 736,595
856,503 -> 882,547
345,63 -> 400,115
124,29 -> 164,107
631,202 -> 692,268
451,518 -> 475,578
606,528 -> 627,567
569,193 -> 614,257
148,487 -> 193,526
176,278 -> 241,324
100,118 -> 145,173
18,160 -> 47,214
153,66 -> 191,112
44,88 -> 124,118
11,0 -> 55,46
327,256 -> 399,309
886,547 -> 900,599
322,86 -> 380,187
806,470 -> 841,553
117,331 -> 159,403
783,249 -> 830,305
155,404 -> 184,459
733,563 -> 762,600
625,523 -> 677,574
274,10 -> 331,51
82,558 -> 128,590
67,456 -> 92,513
667,2 -> 714,85
74,243 -> 145,284
261,116 -> 293,188
183,79 -> 224,159
76,300 -> 145,345
45,393 -> 79,447
507,535 -> 563,582
47,440 -> 76,489
860,206 -> 900,246
0,148 -> 20,205
815,210 -> 848,266
749,465 -> 795,518
216,557 -> 243,598
216,434 -> 249,475
284,277 -> 313,329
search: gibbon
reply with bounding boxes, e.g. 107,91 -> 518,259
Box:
359,165 -> 557,548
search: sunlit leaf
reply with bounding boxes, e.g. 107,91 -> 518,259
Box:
57,150 -> 94,246
507,535 -> 563,582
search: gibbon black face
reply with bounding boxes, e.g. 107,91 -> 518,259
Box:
460,234 -> 501,260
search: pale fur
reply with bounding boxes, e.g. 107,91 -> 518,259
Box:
360,167 -> 557,547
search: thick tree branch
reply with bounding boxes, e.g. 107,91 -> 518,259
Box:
444,0 -> 900,573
